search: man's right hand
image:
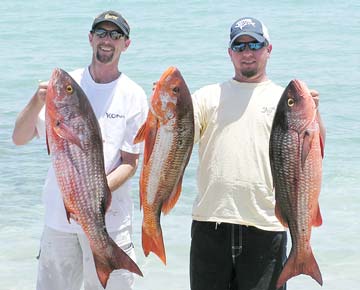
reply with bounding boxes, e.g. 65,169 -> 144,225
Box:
36,81 -> 49,104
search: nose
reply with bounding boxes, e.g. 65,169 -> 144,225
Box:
242,47 -> 254,55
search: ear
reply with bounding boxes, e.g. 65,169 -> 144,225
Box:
88,32 -> 94,44
122,38 -> 131,52
267,44 -> 273,54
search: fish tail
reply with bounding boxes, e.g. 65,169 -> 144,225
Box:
93,239 -> 143,288
142,224 -> 166,265
276,249 -> 323,288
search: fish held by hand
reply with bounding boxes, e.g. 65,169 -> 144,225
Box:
269,79 -> 325,288
134,66 -> 194,265
45,68 -> 142,288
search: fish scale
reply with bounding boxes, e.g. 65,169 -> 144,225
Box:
269,79 -> 324,288
45,68 -> 142,288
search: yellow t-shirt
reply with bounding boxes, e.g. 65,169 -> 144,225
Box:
192,79 -> 285,231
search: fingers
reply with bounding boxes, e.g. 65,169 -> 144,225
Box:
36,80 -> 49,103
310,89 -> 320,108
152,81 -> 157,91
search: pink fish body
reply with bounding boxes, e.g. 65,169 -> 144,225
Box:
134,67 -> 194,264
269,79 -> 325,288
45,68 -> 142,288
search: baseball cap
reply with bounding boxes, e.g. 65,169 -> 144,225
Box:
91,10 -> 130,37
229,17 -> 270,47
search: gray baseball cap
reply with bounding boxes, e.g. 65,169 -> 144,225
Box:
91,10 -> 130,37
229,17 -> 270,47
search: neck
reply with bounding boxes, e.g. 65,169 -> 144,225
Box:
88,61 -> 121,84
233,73 -> 268,83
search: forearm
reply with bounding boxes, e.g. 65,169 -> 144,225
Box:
12,93 -> 44,145
13,82 -> 47,145
107,151 -> 139,193
107,164 -> 137,192
317,110 -> 326,145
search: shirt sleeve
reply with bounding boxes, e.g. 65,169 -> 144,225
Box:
36,106 -> 46,139
121,89 -> 148,154
192,90 -> 203,144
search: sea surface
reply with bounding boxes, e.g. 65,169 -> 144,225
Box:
1,1 -> 359,290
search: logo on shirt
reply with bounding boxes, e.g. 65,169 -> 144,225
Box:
106,112 -> 125,119
261,106 -> 276,116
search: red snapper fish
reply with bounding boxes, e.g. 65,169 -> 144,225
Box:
134,67 -> 194,264
269,79 -> 325,288
45,68 -> 142,288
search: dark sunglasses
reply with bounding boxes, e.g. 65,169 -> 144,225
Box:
92,28 -> 125,40
231,41 -> 266,52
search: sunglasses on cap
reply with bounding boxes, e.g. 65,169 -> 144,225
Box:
91,28 -> 125,40
231,41 -> 266,52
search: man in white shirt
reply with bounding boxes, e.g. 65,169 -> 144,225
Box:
190,17 -> 325,290
12,10 -> 148,290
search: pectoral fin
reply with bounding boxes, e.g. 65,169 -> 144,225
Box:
54,120 -> 83,150
301,130 -> 315,169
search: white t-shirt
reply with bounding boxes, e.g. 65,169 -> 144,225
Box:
192,79 -> 285,231
37,67 -> 148,241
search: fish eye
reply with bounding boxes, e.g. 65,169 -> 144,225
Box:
66,85 -> 73,94
172,87 -> 180,94
288,98 -> 295,107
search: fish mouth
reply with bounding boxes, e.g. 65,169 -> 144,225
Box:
52,68 -> 63,78
49,68 -> 64,87
292,79 -> 309,95
160,66 -> 179,81
154,66 -> 181,96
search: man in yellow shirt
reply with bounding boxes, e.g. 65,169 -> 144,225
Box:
190,16 -> 324,290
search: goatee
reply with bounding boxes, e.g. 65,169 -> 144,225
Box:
241,69 -> 257,78
96,52 -> 114,64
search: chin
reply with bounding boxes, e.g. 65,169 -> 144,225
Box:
241,70 -> 257,78
96,53 -> 114,64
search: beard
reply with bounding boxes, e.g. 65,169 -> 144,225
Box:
241,68 -> 257,78
96,51 -> 114,64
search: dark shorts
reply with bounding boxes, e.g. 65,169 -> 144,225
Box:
190,220 -> 287,290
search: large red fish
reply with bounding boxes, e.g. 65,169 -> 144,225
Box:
45,68 -> 142,288
134,67 -> 194,264
269,79 -> 325,288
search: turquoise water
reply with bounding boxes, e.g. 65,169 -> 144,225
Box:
1,1 -> 359,289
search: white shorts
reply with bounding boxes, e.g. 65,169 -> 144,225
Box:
36,226 -> 137,290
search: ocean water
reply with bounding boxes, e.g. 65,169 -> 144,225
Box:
1,1 -> 359,290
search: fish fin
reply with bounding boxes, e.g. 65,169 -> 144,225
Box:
138,169 -> 147,210
102,182 -> 112,213
319,133 -> 325,159
54,121 -> 83,150
316,112 -> 325,159
135,112 -> 158,165
142,224 -> 166,265
161,176 -> 183,215
93,237 -> 143,288
133,122 -> 147,144
65,209 -> 71,223
275,202 -> 288,228
301,130 -> 315,169
46,131 -> 50,155
63,204 -> 75,224
276,248 -> 323,288
312,203 -> 323,227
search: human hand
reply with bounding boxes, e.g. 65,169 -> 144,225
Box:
152,81 -> 157,91
36,81 -> 48,104
310,89 -> 319,108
